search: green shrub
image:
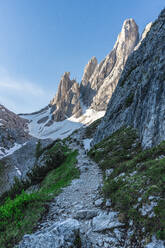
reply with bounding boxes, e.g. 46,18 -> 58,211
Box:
0,143 -> 79,248
35,140 -> 42,159
125,93 -> 134,108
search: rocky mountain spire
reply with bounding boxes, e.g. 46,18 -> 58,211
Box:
80,56 -> 98,103
134,22 -> 152,50
80,18 -> 139,110
81,56 -> 98,88
93,8 -> 165,148
50,72 -> 82,121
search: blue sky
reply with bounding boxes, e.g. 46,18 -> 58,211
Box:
0,0 -> 164,113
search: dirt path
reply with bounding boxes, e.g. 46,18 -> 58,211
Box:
18,130 -> 125,248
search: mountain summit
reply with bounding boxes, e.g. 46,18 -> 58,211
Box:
50,72 -> 81,122
21,18 -> 139,140
80,18 -> 139,110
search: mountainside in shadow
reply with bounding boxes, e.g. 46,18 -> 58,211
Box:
0,104 -> 31,157
93,8 -> 165,148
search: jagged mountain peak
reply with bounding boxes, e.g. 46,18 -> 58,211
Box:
51,71 -> 77,105
122,18 -> 137,28
115,18 -> 139,52
50,72 -> 81,122
80,18 -> 139,109
134,22 -> 152,50
119,18 -> 138,37
81,56 -> 98,87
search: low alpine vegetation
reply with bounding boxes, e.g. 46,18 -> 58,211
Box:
0,140 -> 79,248
89,127 -> 165,243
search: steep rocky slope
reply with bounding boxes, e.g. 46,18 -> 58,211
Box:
0,105 -> 53,198
80,18 -> 139,110
0,104 -> 31,157
94,8 -> 165,148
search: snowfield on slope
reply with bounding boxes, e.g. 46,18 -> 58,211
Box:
0,142 -> 27,159
20,107 -> 105,140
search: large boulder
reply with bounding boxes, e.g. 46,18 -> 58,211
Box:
17,219 -> 80,248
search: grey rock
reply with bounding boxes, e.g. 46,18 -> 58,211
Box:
80,56 -> 98,105
94,198 -> 104,207
92,212 -> 124,232
0,104 -> 30,154
134,22 -> 152,51
145,235 -> 165,248
94,9 -> 165,148
73,209 -> 98,220
0,138 -> 53,197
18,218 -> 80,248
80,19 -> 139,110
50,72 -> 82,121
105,199 -> 112,207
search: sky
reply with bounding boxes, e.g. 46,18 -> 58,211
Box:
0,0 -> 164,113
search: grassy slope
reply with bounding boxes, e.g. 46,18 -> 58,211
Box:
0,143 -> 79,248
89,127 -> 165,244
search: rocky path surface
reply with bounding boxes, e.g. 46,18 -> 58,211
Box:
18,129 -> 126,248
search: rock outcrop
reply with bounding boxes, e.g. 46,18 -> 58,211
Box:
18,219 -> 80,248
0,138 -> 52,197
80,19 -> 139,110
134,22 -> 152,51
93,9 -> 165,148
0,104 -> 30,154
50,72 -> 82,121
80,56 -> 98,105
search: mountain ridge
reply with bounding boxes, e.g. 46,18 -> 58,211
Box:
20,18 -> 140,141
93,8 -> 165,148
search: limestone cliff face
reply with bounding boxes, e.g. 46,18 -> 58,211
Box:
93,9 -> 165,148
50,72 -> 82,121
80,56 -> 98,105
134,22 -> 152,51
0,104 -> 30,151
80,19 -> 139,110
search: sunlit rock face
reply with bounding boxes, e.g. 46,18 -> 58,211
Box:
31,19 -> 139,125
80,18 -> 139,111
80,56 -> 98,106
94,9 -> 165,148
50,72 -> 82,121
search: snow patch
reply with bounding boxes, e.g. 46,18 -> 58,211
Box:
0,142 -> 27,159
21,107 -> 105,140
83,139 -> 92,151
14,166 -> 22,176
